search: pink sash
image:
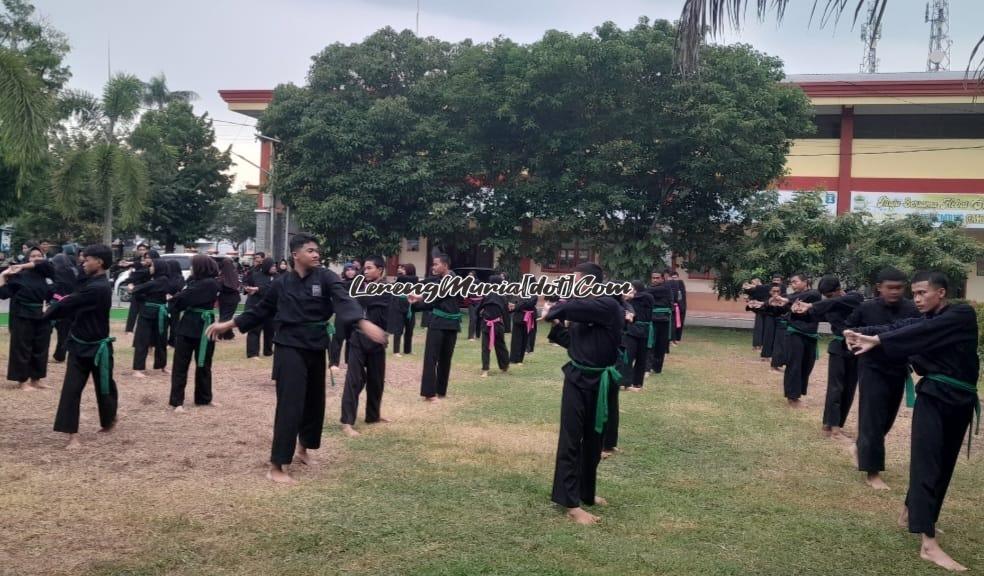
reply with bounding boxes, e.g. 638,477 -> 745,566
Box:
485,317 -> 503,350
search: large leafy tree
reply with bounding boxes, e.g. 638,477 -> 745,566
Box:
0,0 -> 67,219
130,100 -> 232,252
209,191 -> 256,249
259,28 -> 465,261
51,73 -> 149,245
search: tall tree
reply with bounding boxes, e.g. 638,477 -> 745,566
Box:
51,73 -> 149,245
142,73 -> 199,110
130,101 -> 232,252
209,191 -> 256,250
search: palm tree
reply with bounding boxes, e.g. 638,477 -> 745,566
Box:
0,47 -> 50,189
676,0 -> 983,83
143,73 -> 199,110
52,73 -> 149,245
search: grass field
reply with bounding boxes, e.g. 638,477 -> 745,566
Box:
0,323 -> 981,575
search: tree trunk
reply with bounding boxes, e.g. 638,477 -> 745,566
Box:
102,190 -> 113,246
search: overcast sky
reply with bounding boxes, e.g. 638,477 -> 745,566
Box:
32,0 -> 984,187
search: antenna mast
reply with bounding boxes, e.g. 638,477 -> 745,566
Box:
859,0 -> 882,74
925,0 -> 952,71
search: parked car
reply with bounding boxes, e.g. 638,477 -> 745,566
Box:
115,253 -> 228,302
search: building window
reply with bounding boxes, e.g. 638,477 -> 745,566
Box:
854,114 -> 984,139
543,241 -> 594,272
812,115 -> 841,139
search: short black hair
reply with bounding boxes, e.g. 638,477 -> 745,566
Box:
575,262 -> 604,283
911,271 -> 949,293
255,251 -> 266,259
289,233 -> 318,254
84,244 -> 113,270
790,272 -> 809,284
877,267 -> 908,284
191,254 -> 219,279
363,256 -> 386,270
631,280 -> 646,292
434,253 -> 451,267
817,275 -> 841,295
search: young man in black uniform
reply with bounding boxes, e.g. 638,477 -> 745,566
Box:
646,271 -> 673,375
407,254 -> 461,402
791,275 -> 863,439
846,272 -> 979,572
622,280 -> 654,390
340,257 -> 400,437
5,245 -> 117,449
766,273 -> 821,408
478,275 -> 510,377
509,295 -> 538,366
845,267 -> 921,490
543,262 -> 624,525
207,234 -> 385,484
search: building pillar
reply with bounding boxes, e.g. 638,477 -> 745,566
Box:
837,106 -> 854,215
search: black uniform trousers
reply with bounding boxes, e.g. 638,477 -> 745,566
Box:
752,313 -> 764,348
822,352 -> 858,428
52,318 -> 72,362
621,333 -> 648,388
6,315 -> 50,382
783,333 -> 816,400
340,335 -> 386,425
271,345 -> 326,466
420,328 -> 457,398
905,391 -> 974,538
770,325 -> 787,368
856,366 -> 906,473
125,299 -> 142,333
648,321 -> 670,374
246,319 -> 275,358
552,364 -> 603,508
510,322 -> 532,364
467,304 -> 481,339
133,315 -> 167,371
169,334 -> 215,407
53,349 -> 118,433
527,319 -> 538,353
760,315 -> 776,358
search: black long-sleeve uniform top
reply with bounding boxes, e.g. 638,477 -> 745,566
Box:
411,274 -> 461,331
860,303 -> 979,408
351,281 -> 399,349
770,289 -> 822,333
646,285 -> 673,323
386,275 -> 417,334
512,295 -> 538,321
478,293 -> 508,321
234,267 -> 363,351
0,265 -> 51,320
745,285 -> 771,312
245,269 -> 274,309
804,292 -> 864,356
51,265 -> 78,298
544,296 -> 624,370
43,272 -> 112,357
128,262 -> 150,301
626,292 -> 655,340
169,278 -> 221,339
846,297 -> 921,374
131,271 -> 171,320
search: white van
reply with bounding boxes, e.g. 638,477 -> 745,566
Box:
115,253 -> 229,301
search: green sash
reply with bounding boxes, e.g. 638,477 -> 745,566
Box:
188,307 -> 215,368
904,370 -> 916,408
569,360 -> 623,434
651,307 -> 673,340
398,295 -> 413,321
431,309 -> 463,322
70,335 -> 115,395
786,324 -> 820,359
926,373 -> 981,457
144,302 -> 170,337
634,320 -> 656,349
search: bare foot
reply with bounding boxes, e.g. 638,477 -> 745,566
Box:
920,536 -> 967,572
330,365 -> 340,374
64,434 -> 81,450
98,419 -> 117,433
159,368 -> 170,376
898,506 -> 909,528
394,353 -> 403,358
266,466 -> 298,485
594,496 -> 608,506
480,371 -> 488,378
132,371 -> 147,379
172,405 -> 185,413
787,398 -> 805,409
294,447 -> 315,466
822,425 -> 833,438
628,386 -> 643,392
249,356 -> 261,361
771,367 -> 784,373
30,379 -> 50,389
601,450 -> 613,459
19,381 -> 36,391
514,363 -> 523,367
341,424 -> 361,438
566,507 -> 600,525
368,417 -> 391,424
423,396 -> 441,403
866,473 -> 890,490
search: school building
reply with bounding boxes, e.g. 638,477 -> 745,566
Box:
219,71 -> 984,313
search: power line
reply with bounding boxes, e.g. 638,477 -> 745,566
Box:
787,143 -> 984,157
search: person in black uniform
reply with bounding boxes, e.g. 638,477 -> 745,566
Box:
792,275 -> 863,440
340,257 -> 400,437
407,254 -> 461,402
50,253 -> 80,363
647,271 -> 673,375
121,243 -> 149,333
844,267 -> 921,490
478,274 -> 510,377
390,263 -> 417,357
845,271 -> 979,573
129,257 -> 171,378
669,269 -> 687,343
764,273 -> 821,408
0,245 -> 52,390
216,258 -> 240,341
168,255 -> 221,411
6,245 -> 117,449
543,262 -> 624,525
622,280 -> 655,390
245,258 -> 277,359
207,233 -> 385,484
743,278 -> 769,352
329,264 -> 358,371
165,259 -> 185,347
509,295 -> 538,366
